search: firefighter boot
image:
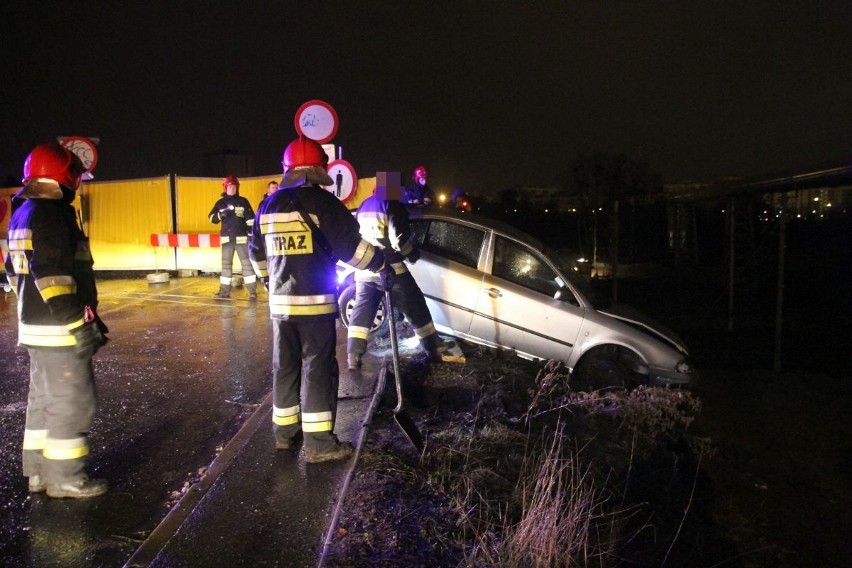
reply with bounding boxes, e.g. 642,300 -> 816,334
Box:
422,333 -> 448,363
347,352 -> 362,371
46,476 -> 108,499
247,282 -> 258,300
305,437 -> 354,464
28,475 -> 46,493
213,284 -> 230,299
347,352 -> 363,380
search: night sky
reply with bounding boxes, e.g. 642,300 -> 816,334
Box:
2,1 -> 851,195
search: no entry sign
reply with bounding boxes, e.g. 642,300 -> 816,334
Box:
294,100 -> 339,144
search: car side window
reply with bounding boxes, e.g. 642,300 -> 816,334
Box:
492,236 -> 563,297
410,219 -> 484,268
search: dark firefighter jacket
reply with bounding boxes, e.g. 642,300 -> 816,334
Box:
208,194 -> 255,244
249,184 -> 385,320
354,196 -> 417,282
402,182 -> 435,207
3,183 -> 97,347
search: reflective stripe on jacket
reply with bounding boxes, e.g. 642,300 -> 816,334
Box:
248,184 -> 385,321
3,194 -> 96,348
354,196 -> 416,283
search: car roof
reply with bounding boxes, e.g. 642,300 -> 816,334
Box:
406,206 -> 546,251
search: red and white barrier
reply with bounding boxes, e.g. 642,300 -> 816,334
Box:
150,234 -> 221,248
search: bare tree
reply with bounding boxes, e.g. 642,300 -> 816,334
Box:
561,153 -> 662,263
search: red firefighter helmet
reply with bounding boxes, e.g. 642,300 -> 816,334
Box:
22,143 -> 87,190
413,165 -> 428,180
222,175 -> 240,189
282,136 -> 328,170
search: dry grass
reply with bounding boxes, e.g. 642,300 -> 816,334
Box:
324,347 -> 710,567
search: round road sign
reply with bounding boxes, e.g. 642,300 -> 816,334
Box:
60,136 -> 98,178
324,159 -> 357,203
294,100 -> 339,144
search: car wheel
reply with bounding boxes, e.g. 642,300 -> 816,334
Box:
337,284 -> 390,337
572,346 -> 646,392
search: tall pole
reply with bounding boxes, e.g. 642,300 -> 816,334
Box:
773,193 -> 788,372
727,199 -> 736,332
612,199 -> 619,302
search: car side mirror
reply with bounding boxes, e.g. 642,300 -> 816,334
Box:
554,286 -> 579,306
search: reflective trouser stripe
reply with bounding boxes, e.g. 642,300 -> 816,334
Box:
347,325 -> 370,341
19,322 -> 76,347
43,436 -> 89,460
413,321 -> 437,340
302,411 -> 333,433
273,404 -> 300,426
23,429 -> 47,450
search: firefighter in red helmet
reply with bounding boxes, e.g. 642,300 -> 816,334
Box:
249,136 -> 390,463
3,142 -> 109,498
402,165 -> 436,207
208,175 -> 258,299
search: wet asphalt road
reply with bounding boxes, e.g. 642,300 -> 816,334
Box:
0,274 -> 379,567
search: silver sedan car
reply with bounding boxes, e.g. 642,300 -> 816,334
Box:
341,208 -> 693,388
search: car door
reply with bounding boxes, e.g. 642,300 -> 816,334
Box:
408,217 -> 486,335
468,235 -> 584,361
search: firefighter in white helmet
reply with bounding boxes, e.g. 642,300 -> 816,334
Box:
4,142 -> 109,498
249,136 -> 390,463
208,175 -> 258,299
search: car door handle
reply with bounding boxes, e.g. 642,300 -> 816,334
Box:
486,287 -> 502,298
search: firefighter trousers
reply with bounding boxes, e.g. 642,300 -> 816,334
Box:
271,317 -> 342,453
22,347 -> 97,484
347,271 -> 438,358
219,241 -> 256,286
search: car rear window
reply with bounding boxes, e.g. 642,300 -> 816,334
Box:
411,219 -> 484,268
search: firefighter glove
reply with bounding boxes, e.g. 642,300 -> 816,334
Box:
405,247 -> 420,264
379,267 -> 395,292
382,248 -> 404,264
71,322 -> 106,359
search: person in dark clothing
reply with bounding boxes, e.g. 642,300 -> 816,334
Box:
401,165 -> 435,207
249,136 -> 390,463
4,142 -> 109,498
208,175 -> 257,299
258,180 -> 279,211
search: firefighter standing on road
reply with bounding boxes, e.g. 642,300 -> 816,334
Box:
3,142 -> 109,498
347,173 -> 444,373
208,175 -> 258,299
249,136 -> 389,463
